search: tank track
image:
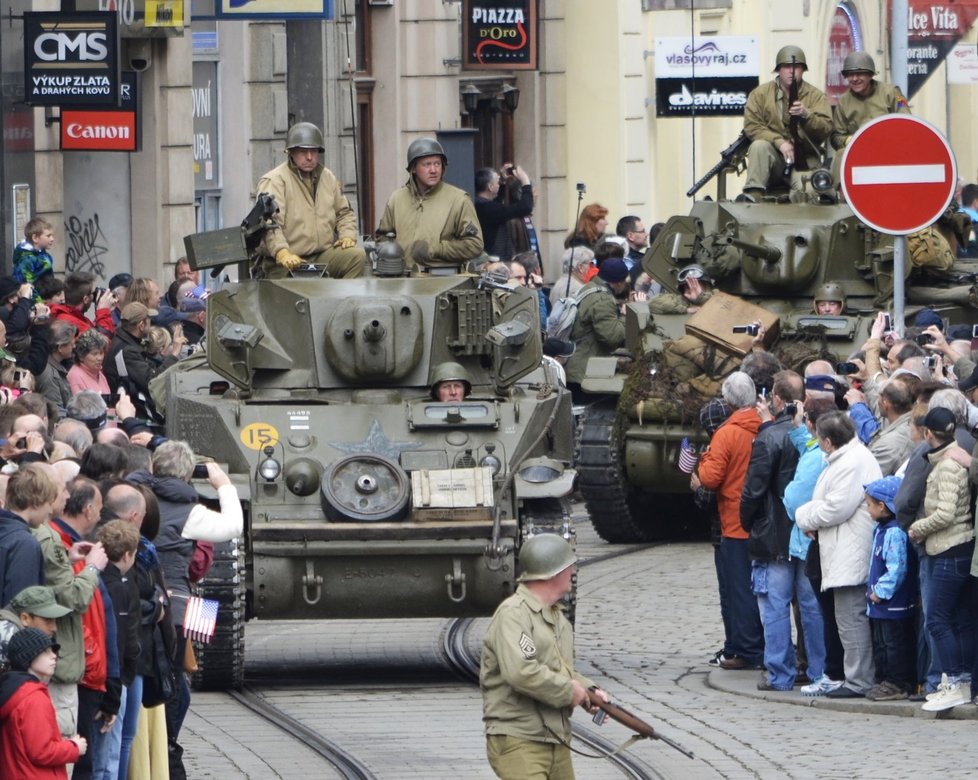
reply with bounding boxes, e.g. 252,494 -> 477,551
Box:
191,538 -> 245,691
575,404 -> 656,543
521,497 -> 576,623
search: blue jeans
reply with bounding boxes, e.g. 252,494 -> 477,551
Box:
718,537 -> 763,664
754,559 -> 825,689
925,550 -> 975,680
916,550 -> 941,692
714,544 -> 733,655
91,684 -> 125,780
119,675 -> 142,780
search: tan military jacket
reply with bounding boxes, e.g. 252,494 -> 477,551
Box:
481,584 -> 593,743
257,160 -> 358,259
744,78 -> 832,170
378,178 -> 484,268
830,81 -> 910,150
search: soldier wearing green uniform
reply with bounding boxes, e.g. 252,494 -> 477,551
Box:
648,263 -> 715,315
480,534 -> 607,779
831,52 -> 909,151
743,46 -> 831,198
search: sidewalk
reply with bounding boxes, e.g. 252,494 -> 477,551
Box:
707,668 -> 978,721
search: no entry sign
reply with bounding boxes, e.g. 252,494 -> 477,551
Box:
840,115 -> 957,235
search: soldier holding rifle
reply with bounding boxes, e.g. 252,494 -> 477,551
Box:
742,46 -> 831,200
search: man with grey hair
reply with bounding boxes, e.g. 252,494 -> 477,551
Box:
35,319 -> 76,412
103,483 -> 146,529
691,371 -> 764,669
65,389 -> 108,432
549,246 -> 595,309
54,417 -> 93,457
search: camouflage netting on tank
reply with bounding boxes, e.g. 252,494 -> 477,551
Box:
617,333 -> 834,431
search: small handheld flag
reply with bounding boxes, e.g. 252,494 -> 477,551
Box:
678,437 -> 698,474
183,596 -> 219,644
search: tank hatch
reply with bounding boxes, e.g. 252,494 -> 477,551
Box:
323,296 -> 424,381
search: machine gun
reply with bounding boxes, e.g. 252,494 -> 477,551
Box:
584,688 -> 695,760
784,55 -> 801,178
686,131 -> 750,200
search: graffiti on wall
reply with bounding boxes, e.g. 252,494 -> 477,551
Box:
64,212 -> 108,278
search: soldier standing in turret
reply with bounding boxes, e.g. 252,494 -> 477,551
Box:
831,52 -> 909,152
742,46 -> 832,199
255,122 -> 366,279
378,138 -> 484,270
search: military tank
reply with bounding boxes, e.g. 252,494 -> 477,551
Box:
576,166 -> 978,544
163,229 -> 576,689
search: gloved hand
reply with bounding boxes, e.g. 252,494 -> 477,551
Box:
275,248 -> 303,271
333,237 -> 358,250
409,240 -> 432,264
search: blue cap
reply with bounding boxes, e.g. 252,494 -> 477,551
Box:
864,475 -> 902,515
597,258 -> 628,283
914,308 -> 943,331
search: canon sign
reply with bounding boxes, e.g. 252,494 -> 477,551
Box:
34,32 -> 108,62
61,110 -> 136,151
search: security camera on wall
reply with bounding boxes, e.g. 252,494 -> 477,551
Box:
128,39 -> 152,72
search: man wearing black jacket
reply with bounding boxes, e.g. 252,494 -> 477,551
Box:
740,370 -> 810,691
474,164 -> 534,260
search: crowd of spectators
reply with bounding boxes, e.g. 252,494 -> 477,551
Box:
694,305 -> 978,712
0,257 -> 242,779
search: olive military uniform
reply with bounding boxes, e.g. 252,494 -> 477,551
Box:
743,79 -> 831,191
481,584 -> 595,779
563,279 -> 625,386
830,81 -> 909,150
648,288 -> 713,315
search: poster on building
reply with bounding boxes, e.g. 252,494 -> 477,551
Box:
462,0 -> 538,70
213,0 -> 332,20
24,12 -> 120,108
60,71 -> 138,151
889,1 -> 978,97
946,41 -> 978,83
654,36 -> 759,117
192,61 -> 219,188
146,0 -> 183,27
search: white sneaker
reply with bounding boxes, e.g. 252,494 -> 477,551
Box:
925,674 -> 950,701
800,675 -> 844,696
921,681 -> 969,712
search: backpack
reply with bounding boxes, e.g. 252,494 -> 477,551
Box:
546,286 -> 602,342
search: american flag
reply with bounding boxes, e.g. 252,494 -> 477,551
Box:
183,596 -> 219,644
677,437 -> 699,474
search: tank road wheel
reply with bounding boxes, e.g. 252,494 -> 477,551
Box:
520,497 -> 577,623
575,404 -> 657,543
320,454 -> 410,522
191,538 -> 245,691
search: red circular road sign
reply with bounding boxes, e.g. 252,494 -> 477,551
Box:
840,114 -> 957,235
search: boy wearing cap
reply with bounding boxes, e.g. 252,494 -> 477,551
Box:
0,627 -> 87,779
0,586 -> 72,670
864,476 -> 917,701
907,407 -> 975,712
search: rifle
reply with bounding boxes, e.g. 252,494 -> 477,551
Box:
686,131 -> 750,199
584,688 -> 695,760
784,55 -> 800,178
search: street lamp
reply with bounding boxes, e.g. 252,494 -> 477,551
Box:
499,83 -> 520,113
461,83 -> 482,114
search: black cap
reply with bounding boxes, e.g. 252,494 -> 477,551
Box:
0,276 -> 20,301
959,365 -> 978,393
108,273 -> 133,291
542,338 -> 575,358
922,406 -> 956,434
7,627 -> 60,672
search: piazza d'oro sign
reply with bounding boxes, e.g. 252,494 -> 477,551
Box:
24,12 -> 120,108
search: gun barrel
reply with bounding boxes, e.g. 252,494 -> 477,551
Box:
585,691 -> 696,761
723,235 -> 783,263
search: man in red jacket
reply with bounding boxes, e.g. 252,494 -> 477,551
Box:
691,371 -> 765,670
49,272 -> 115,338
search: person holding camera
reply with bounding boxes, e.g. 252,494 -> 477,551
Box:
50,272 -> 116,338
474,164 -> 534,261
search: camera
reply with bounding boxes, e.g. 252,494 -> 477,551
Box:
576,182 -> 586,193
882,312 -> 892,332
784,402 -> 798,417
925,355 -> 938,370
916,333 -> 935,346
836,361 -> 859,375
506,165 -> 516,176
732,324 -> 759,336
972,324 -> 978,339
192,463 -> 210,479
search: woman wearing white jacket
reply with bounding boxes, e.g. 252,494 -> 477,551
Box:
797,411 -> 883,697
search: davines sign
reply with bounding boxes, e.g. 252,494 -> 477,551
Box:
24,12 -> 120,108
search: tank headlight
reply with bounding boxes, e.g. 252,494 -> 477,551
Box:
519,464 -> 561,483
811,169 -> 834,193
258,448 -> 282,482
480,454 -> 502,475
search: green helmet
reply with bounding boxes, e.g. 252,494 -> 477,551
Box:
841,51 -> 876,76
773,45 -> 808,71
286,122 -> 325,152
430,361 -> 471,399
518,534 -> 576,582
406,137 -> 448,172
814,282 -> 845,304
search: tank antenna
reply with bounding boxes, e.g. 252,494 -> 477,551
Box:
342,0 -> 362,236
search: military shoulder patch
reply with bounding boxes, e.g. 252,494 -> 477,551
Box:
518,632 -> 536,659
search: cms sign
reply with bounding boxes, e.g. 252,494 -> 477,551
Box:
34,31 -> 108,63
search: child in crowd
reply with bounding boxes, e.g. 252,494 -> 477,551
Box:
12,217 -> 55,290
0,627 -> 86,779
864,475 -> 917,701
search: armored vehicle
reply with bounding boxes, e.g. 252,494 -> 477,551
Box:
164,232 -> 575,689
576,169 -> 977,543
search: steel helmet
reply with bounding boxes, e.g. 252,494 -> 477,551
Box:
430,361 -> 471,399
406,137 -> 448,172
676,263 -> 712,286
814,282 -> 845,304
517,534 -> 577,582
773,45 -> 808,71
286,122 -> 325,152
841,51 -> 876,76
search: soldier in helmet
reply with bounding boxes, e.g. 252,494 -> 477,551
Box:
648,263 -> 714,315
831,51 -> 909,153
377,138 -> 484,269
813,282 -> 846,315
430,362 -> 470,402
480,534 -> 608,779
255,122 -> 366,279
742,46 -> 832,198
